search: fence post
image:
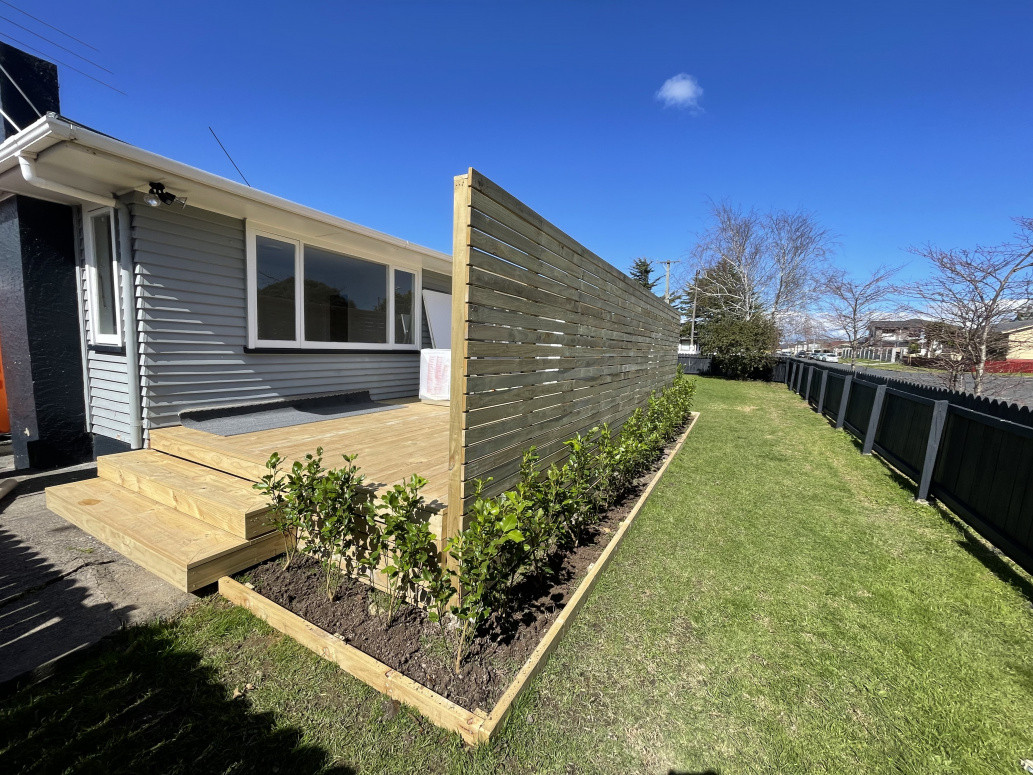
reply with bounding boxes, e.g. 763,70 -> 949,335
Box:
805,366 -> 814,403
836,375 -> 852,429
817,369 -> 828,415
916,400 -> 949,503
862,384 -> 887,455
788,361 -> 795,390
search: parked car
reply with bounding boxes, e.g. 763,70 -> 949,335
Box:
823,354 -> 840,363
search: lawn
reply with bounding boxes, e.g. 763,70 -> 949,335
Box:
3,377 -> 1033,774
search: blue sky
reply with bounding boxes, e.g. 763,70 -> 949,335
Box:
10,1 -> 1032,287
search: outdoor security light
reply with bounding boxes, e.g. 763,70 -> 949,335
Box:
145,182 -> 177,206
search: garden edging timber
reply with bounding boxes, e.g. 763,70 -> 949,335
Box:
218,410 -> 700,745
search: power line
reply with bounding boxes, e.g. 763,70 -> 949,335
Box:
0,60 -> 40,116
0,0 -> 99,52
209,126 -> 251,186
0,12 -> 111,73
0,31 -> 126,95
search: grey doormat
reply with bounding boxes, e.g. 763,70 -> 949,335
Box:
178,390 -> 403,437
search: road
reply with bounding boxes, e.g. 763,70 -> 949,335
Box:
842,364 -> 1033,408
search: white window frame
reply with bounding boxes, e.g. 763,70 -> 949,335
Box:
245,223 -> 422,351
82,206 -> 122,347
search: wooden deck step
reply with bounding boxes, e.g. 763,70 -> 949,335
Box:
149,426 -> 267,481
45,479 -> 284,592
97,450 -> 272,539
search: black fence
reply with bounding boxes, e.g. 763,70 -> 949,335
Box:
790,357 -> 1033,428
786,357 -> 1033,575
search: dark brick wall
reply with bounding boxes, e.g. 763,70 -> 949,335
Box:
0,196 -> 91,468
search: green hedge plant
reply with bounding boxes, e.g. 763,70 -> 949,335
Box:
255,372 -> 696,673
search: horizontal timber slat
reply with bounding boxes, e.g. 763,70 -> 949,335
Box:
449,170 -> 678,531
467,173 -> 673,321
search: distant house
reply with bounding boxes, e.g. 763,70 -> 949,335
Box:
993,320 -> 1033,360
868,318 -> 927,348
678,338 -> 700,356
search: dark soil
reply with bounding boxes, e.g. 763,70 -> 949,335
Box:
242,432 -> 683,711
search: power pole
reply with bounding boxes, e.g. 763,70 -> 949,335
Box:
689,269 -> 699,353
658,259 -> 680,303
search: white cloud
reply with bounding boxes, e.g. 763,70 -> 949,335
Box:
656,73 -> 704,112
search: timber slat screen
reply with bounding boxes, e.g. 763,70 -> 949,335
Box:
786,357 -> 1033,575
448,169 -> 679,534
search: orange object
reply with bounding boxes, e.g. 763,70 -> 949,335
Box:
0,329 -> 9,434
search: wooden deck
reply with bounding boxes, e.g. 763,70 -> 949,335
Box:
150,398 -> 451,513
46,398 -> 450,592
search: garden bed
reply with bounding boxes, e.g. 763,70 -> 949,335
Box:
221,411 -> 698,744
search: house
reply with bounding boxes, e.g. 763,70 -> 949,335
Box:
0,43 -> 678,594
0,43 -> 451,471
993,320 -> 1033,360
868,318 -> 927,348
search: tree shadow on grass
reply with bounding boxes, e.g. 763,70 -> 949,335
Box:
0,623 -> 353,775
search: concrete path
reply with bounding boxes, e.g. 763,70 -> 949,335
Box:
0,464 -> 192,685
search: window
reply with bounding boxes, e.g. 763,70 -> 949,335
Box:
84,208 -> 121,346
394,269 -> 415,345
304,246 -> 387,343
247,226 -> 421,350
255,235 -> 297,341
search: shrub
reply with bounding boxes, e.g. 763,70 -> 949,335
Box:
699,313 -> 778,380
377,474 -> 434,625
560,430 -> 601,543
313,453 -> 370,600
254,451 -> 300,568
445,483 -> 525,671
256,449 -> 374,600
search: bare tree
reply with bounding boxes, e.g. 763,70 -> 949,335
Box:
908,217 -> 1033,395
823,265 -> 900,368
688,202 -> 767,320
779,309 -> 833,350
766,210 -> 835,333
684,201 -> 835,333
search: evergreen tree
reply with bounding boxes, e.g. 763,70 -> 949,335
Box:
630,258 -> 659,292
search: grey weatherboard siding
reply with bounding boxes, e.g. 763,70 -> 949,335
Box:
78,208 -> 132,443
126,199 -> 447,438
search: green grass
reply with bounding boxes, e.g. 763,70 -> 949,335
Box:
3,377 -> 1033,773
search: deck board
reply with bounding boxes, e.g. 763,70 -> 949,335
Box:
149,399 -> 451,512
